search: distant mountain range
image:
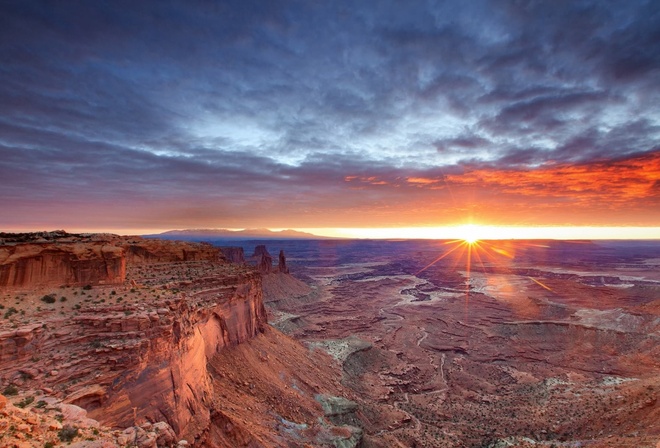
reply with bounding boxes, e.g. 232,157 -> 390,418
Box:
148,228 -> 331,240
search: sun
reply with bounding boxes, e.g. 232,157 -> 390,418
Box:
457,224 -> 481,244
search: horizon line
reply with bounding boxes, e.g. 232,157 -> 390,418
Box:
3,225 -> 660,240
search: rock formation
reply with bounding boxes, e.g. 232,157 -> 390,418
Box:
0,242 -> 126,288
121,239 -> 222,265
0,390 -> 182,447
252,245 -> 273,274
0,269 -> 266,441
0,233 -> 361,447
0,233 -> 268,442
278,250 -> 289,274
0,234 -> 223,288
219,246 -> 245,264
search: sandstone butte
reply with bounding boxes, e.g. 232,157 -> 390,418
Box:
0,232 -> 358,448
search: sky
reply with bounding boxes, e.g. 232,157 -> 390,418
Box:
1,0 -> 659,238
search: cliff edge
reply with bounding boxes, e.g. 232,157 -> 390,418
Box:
0,233 -> 361,447
0,234 -> 265,442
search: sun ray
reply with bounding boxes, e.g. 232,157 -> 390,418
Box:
416,241 -> 468,275
528,276 -> 554,292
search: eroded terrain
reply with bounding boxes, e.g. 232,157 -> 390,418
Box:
0,234 -> 358,447
261,239 -> 660,448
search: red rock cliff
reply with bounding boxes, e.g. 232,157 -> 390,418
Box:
122,239 -> 223,265
0,243 -> 126,287
0,234 -> 266,443
0,267 -> 266,441
0,235 -> 223,288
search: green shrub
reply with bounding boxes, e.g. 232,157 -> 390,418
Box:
2,384 -> 18,396
82,284 -> 92,290
58,425 -> 79,442
3,307 -> 18,319
41,295 -> 56,304
16,396 -> 34,408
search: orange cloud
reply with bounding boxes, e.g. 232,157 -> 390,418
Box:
445,151 -> 660,206
405,177 -> 445,188
344,175 -> 394,187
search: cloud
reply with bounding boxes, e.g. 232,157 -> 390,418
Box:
0,0 -> 658,230
446,150 -> 660,207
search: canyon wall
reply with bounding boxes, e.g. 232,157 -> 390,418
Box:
121,239 -> 223,265
0,269 -> 266,440
0,235 -> 367,447
0,243 -> 126,288
219,247 -> 245,264
0,234 -> 267,443
0,235 -> 223,288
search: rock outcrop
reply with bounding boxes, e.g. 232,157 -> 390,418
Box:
0,233 -> 223,288
252,245 -> 273,274
219,246 -> 245,264
278,250 -> 289,274
121,239 -> 222,265
0,268 -> 266,441
0,234 -> 363,447
0,390 -> 182,447
0,233 -> 268,443
0,242 -> 126,287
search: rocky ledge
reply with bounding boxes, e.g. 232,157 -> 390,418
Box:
0,233 -> 222,288
0,234 -> 266,443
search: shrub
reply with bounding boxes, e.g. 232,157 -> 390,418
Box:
60,297 -> 67,302
3,384 -> 19,396
16,396 -> 34,408
82,285 -> 92,290
58,425 -> 79,442
41,295 -> 56,304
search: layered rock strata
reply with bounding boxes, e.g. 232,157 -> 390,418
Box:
219,246 -> 246,264
0,234 -> 267,443
0,267 -> 266,441
0,233 -> 223,288
278,250 -> 289,274
0,242 -> 126,288
0,234 -> 364,447
252,245 -> 273,274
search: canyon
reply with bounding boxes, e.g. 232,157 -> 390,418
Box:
1,233 -> 659,447
0,232 -> 358,447
259,239 -> 660,448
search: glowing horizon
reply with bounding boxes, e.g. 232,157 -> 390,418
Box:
301,225 -> 660,240
5,224 -> 657,240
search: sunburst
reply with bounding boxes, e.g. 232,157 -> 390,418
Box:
456,224 -> 481,244
415,235 -> 557,326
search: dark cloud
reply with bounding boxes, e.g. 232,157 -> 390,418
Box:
0,0 -> 658,229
